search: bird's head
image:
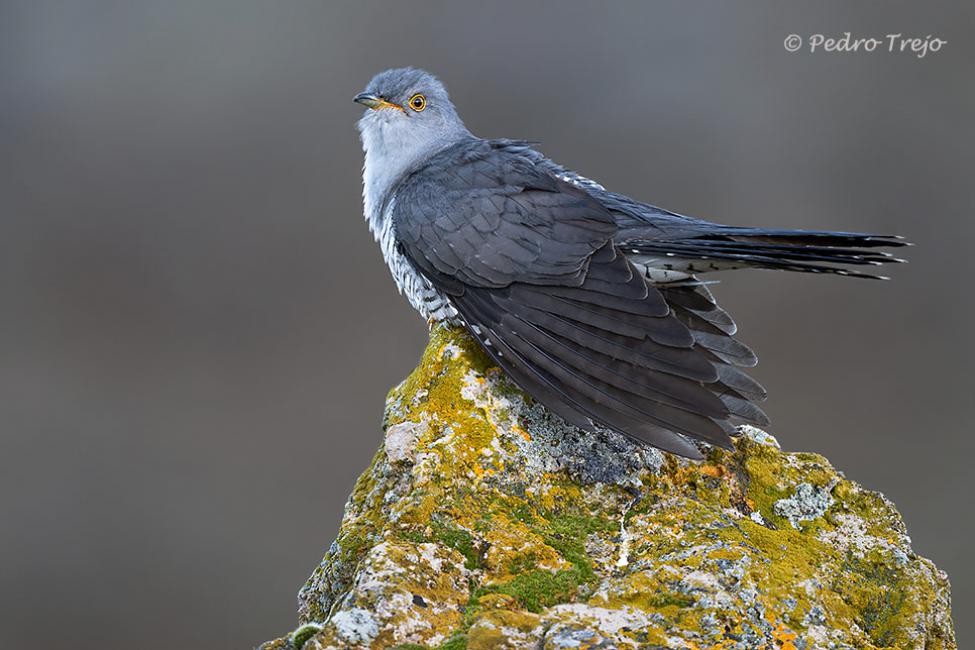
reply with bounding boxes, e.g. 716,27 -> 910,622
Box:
355,68 -> 470,165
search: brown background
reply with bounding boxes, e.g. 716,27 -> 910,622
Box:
1,2 -> 972,648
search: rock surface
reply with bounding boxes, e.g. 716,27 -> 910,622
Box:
260,326 -> 955,650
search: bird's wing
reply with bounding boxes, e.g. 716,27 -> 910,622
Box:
394,141 -> 766,457
394,140 -> 617,290
511,148 -> 907,279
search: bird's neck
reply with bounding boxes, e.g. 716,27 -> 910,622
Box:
360,127 -> 470,239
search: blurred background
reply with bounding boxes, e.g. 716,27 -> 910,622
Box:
1,2 -> 972,648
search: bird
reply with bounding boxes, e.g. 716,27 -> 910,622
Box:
352,67 -> 907,459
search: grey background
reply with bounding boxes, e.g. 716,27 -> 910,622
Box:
1,2 -> 972,648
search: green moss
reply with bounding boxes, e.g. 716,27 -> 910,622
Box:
431,520 -> 481,570
465,508 -> 607,613
649,592 -> 696,609
288,623 -> 322,650
437,633 -> 468,650
336,528 -> 372,568
309,448 -> 387,603
476,566 -> 585,613
400,529 -> 427,544
538,511 -> 613,584
396,520 -> 481,570
828,547 -> 921,648
506,551 -> 539,575
505,501 -> 536,527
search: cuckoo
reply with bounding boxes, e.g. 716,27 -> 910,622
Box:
353,68 -> 906,458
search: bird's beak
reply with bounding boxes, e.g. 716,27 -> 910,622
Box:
353,92 -> 403,112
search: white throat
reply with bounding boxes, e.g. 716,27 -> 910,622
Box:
361,122 -> 419,238
356,116 -> 466,324
358,114 -> 470,239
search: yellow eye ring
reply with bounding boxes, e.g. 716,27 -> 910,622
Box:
409,93 -> 426,111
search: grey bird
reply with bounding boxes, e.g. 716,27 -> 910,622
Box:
353,67 -> 906,459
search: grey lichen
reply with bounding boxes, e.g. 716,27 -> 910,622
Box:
329,608 -> 380,646
773,481 -> 835,529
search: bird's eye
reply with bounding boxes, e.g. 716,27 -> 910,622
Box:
409,94 -> 426,111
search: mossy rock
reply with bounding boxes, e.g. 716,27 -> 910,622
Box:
260,326 -> 955,650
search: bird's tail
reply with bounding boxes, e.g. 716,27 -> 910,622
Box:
625,228 -> 909,279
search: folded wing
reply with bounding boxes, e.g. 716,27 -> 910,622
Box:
394,140 -> 766,458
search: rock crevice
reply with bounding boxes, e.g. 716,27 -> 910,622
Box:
261,326 -> 955,650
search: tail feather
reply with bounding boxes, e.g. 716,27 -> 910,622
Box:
718,228 -> 908,249
623,228 -> 908,279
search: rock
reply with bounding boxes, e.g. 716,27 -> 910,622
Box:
260,326 -> 955,650
384,421 -> 426,464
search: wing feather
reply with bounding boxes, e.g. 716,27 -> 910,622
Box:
392,139 -> 767,458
